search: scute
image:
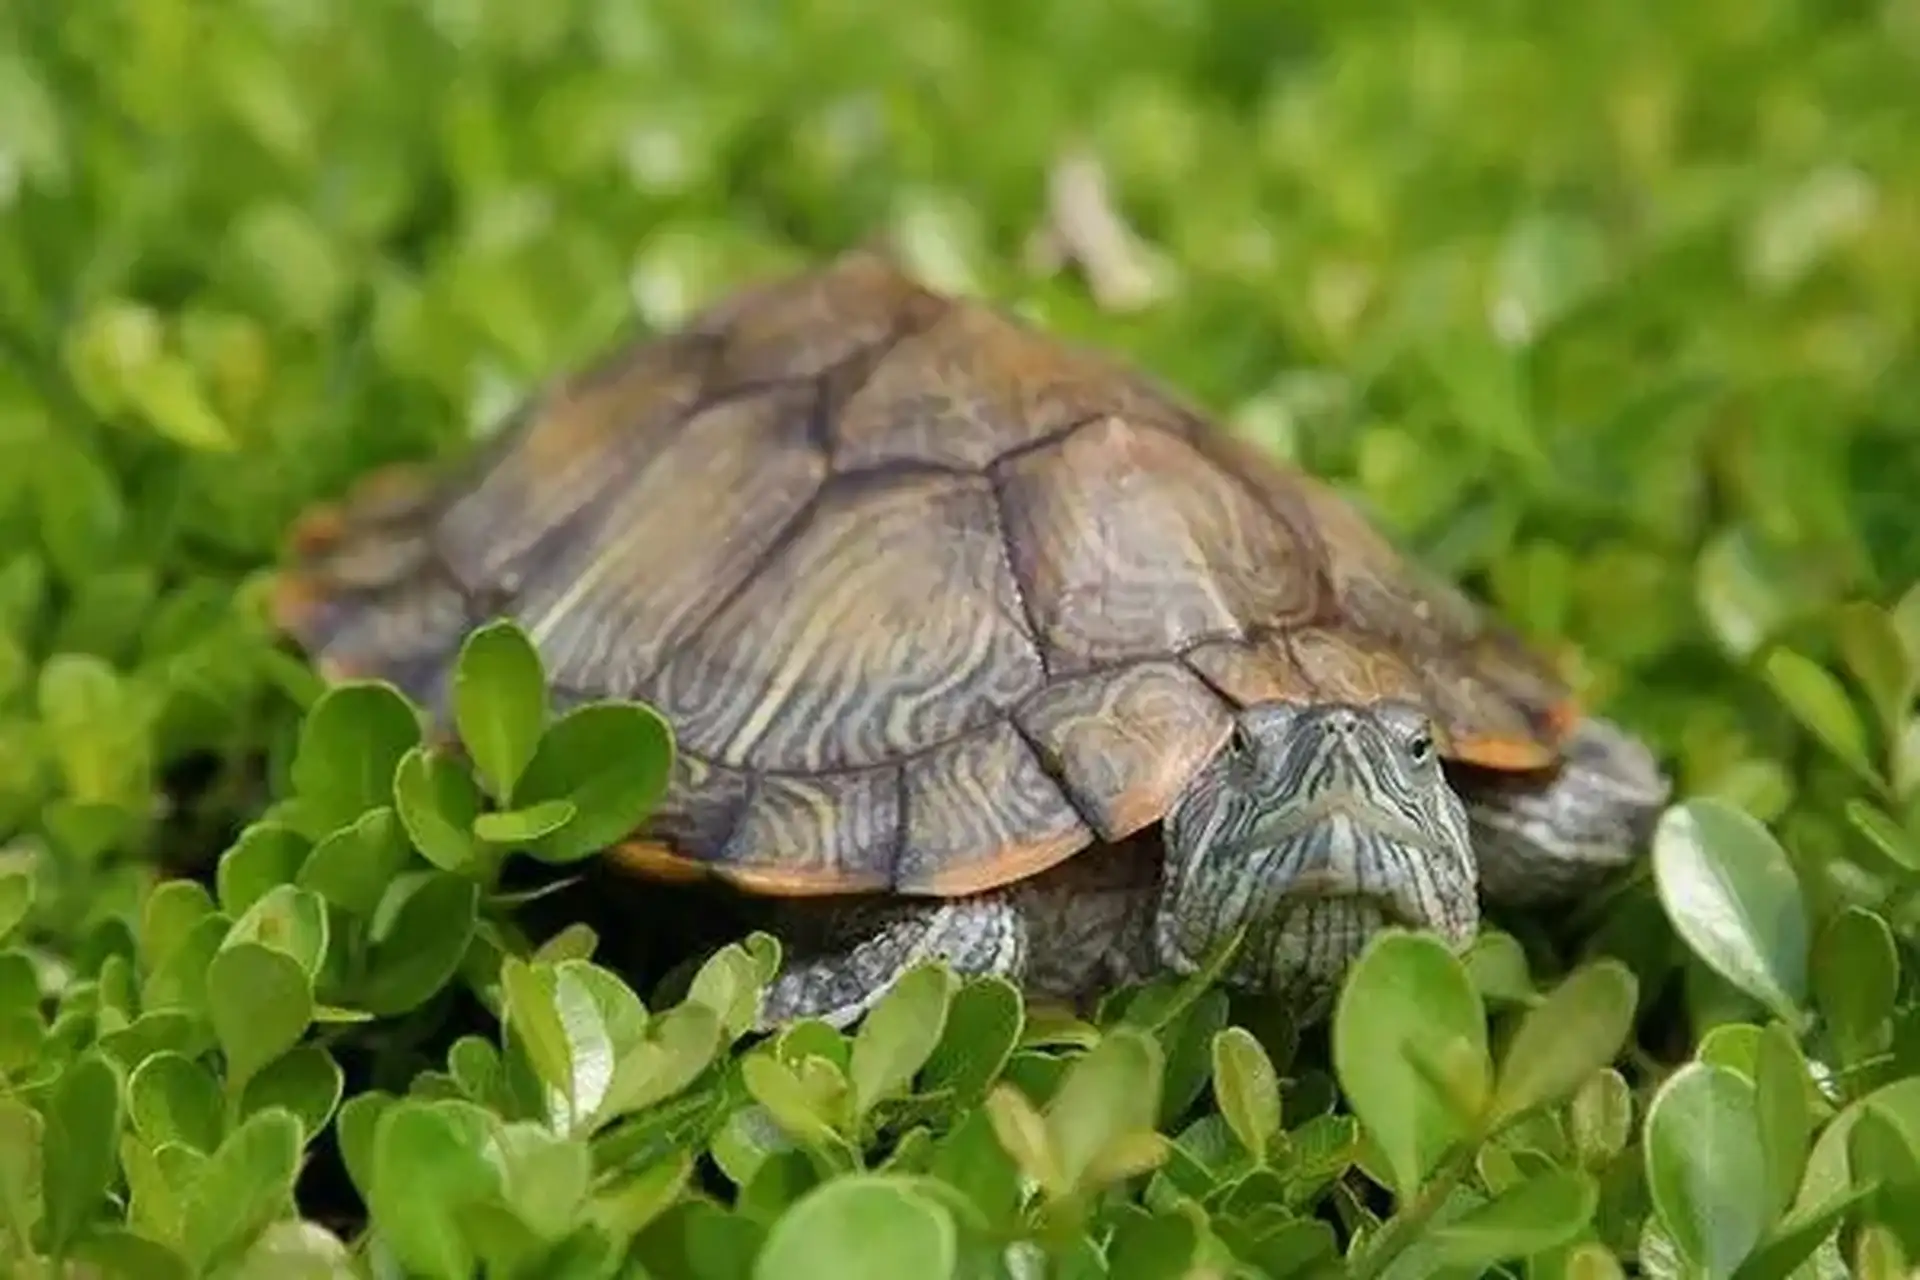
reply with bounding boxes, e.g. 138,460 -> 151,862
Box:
271,248 -> 1580,900
650,467 -> 1045,771
996,414 -> 1318,675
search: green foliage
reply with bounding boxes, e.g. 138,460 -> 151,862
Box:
3,0 -> 1920,1273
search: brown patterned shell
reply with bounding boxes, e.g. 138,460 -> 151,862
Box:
272,249 -> 1580,899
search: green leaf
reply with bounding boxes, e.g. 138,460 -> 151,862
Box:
601,1001 -> 725,1123
41,1050 -> 125,1255
289,682 -> 423,835
1426,1168 -> 1599,1269
1332,929 -> 1491,1198
1848,1105 -> 1920,1257
208,942 -> 314,1096
1845,799 -> 1920,872
1569,1068 -> 1634,1168
0,1099 -> 43,1246
685,939 -> 772,1040
926,1108 -> 1020,1231
920,976 -> 1023,1107
241,1044 -> 345,1138
742,1051 -> 848,1153
591,1151 -> 696,1243
1836,601 -> 1915,736
753,1175 -> 957,1280
140,879 -> 218,972
1753,1022 -> 1812,1229
1211,1026 -> 1282,1165
1461,929 -> 1536,1007
39,652 -> 148,810
368,1099 -> 503,1280
224,883 -> 330,978
1853,1224 -> 1909,1280
66,1229 -> 192,1280
473,798 -> 578,845
0,868 -> 31,944
358,871 -> 480,1015
141,912 -> 230,1019
335,1090 -> 394,1203
1811,906 -> 1897,1063
510,702 -> 675,863
129,1051 -> 225,1153
224,1220 -> 357,1280
1644,1061 -> 1770,1278
393,747 -> 486,876
1491,959 -> 1638,1126
1735,1185 -> 1877,1280
491,1120 -> 593,1241
1108,1207 -> 1203,1279
180,1106 -> 305,1274
295,805 -> 414,918
1762,648 -> 1874,780
1893,582 -> 1920,673
216,823 -> 311,919
1652,798 -> 1810,1025
1044,1025 -> 1165,1192
503,958 -> 615,1134
849,961 -> 957,1118
986,1084 -> 1060,1193
453,619 -> 550,803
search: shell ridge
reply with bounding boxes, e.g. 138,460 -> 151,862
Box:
1004,707 -> 1108,836
986,467 -> 1051,677
980,411 -> 1110,478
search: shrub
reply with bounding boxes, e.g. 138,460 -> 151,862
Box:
3,0 -> 1919,1276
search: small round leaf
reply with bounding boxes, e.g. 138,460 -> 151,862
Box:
1491,959 -> 1638,1126
392,749 -> 484,877
1652,798 -> 1810,1025
1332,929 -> 1491,1198
1643,1062 -> 1769,1277
849,962 -> 957,1119
289,682 -> 422,835
1427,1168 -> 1599,1269
510,703 -> 674,864
1210,1026 -> 1282,1164
452,620 -> 549,803
209,944 -> 314,1096
753,1175 -> 958,1280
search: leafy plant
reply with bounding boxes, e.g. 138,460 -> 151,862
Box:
4,0 -> 1920,1273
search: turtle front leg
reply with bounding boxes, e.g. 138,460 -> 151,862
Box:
1468,714 -> 1672,907
758,893 -> 1029,1031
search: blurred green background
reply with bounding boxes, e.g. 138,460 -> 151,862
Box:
2,0 -> 1918,1089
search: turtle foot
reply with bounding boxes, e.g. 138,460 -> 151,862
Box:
757,894 -> 1028,1032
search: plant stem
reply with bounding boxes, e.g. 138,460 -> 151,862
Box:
1346,1144 -> 1478,1280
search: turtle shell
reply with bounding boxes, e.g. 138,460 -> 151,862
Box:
272,249 -> 1580,899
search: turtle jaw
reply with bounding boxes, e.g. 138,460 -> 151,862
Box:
1155,701 -> 1481,1011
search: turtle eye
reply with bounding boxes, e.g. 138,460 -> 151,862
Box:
1406,728 -> 1436,766
1227,723 -> 1256,762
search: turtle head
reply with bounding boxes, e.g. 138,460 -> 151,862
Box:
1156,700 -> 1479,1013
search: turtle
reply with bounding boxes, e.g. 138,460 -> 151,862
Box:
269,248 -> 1670,1030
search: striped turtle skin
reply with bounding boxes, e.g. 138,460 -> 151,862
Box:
272,249 -> 1669,1026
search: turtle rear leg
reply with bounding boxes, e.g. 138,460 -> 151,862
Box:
1467,714 -> 1671,907
758,893 -> 1029,1031
270,463 -> 475,711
